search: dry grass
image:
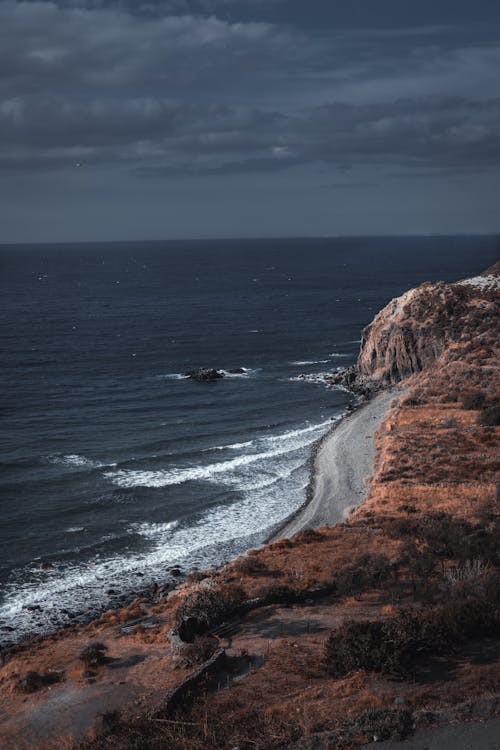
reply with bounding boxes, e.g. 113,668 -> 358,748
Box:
2,283 -> 499,750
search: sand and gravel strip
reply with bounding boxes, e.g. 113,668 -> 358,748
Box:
274,389 -> 398,539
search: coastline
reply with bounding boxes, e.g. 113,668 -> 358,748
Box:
2,387 -> 394,651
269,388 -> 400,541
2,388 -> 390,650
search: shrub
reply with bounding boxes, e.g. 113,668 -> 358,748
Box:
444,559 -> 491,598
291,528 -> 324,544
256,583 -> 300,605
79,642 -> 109,667
462,390 -> 487,410
181,636 -> 219,667
175,584 -> 246,634
478,405 -> 500,426
16,670 -> 64,693
232,555 -> 268,576
336,554 -> 392,597
325,599 -> 498,677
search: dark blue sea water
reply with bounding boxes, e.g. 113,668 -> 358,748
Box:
0,236 -> 497,642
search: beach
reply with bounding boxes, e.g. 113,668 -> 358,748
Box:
273,389 -> 399,539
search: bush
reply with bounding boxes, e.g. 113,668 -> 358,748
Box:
175,584 -> 246,635
79,642 -> 109,667
335,554 -> 392,597
16,670 -> 64,693
386,513 -> 498,562
291,528 -> 324,544
232,555 -> 268,576
478,405 -> 500,426
325,599 -> 498,677
444,559 -> 491,598
181,636 -> 219,667
256,583 -> 302,605
462,390 -> 487,410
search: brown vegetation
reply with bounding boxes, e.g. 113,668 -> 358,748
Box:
1,272 -> 498,749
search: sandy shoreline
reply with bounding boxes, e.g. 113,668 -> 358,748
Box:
3,390 -> 397,650
271,389 -> 399,540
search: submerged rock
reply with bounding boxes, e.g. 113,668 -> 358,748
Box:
184,367 -> 247,381
185,368 -> 224,381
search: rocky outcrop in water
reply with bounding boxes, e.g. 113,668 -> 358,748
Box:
184,368 -> 247,381
185,368 -> 224,381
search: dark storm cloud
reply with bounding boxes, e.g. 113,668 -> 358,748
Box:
1,0 -> 500,240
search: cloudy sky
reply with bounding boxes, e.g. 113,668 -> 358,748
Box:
1,0 -> 500,242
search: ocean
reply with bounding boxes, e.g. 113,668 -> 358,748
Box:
0,235 -> 497,643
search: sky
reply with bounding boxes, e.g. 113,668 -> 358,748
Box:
1,0 -> 500,243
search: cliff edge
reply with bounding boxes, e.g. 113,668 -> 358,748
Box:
357,262 -> 499,386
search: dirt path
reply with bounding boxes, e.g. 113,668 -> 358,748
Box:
365,718 -> 500,749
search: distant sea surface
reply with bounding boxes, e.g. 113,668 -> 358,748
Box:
0,236 -> 497,642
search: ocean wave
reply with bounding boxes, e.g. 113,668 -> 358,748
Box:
103,418 -> 333,489
1,415 -> 338,643
48,454 -> 116,470
0,456 -> 310,642
128,520 -> 179,539
203,439 -> 254,452
290,359 -> 330,366
156,373 -> 187,380
328,353 -> 350,358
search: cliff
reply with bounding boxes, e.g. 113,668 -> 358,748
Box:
358,264 -> 499,386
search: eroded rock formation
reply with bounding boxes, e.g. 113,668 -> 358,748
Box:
357,267 -> 499,387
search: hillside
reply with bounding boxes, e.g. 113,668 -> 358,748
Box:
0,266 -> 498,750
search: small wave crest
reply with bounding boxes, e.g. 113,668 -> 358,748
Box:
48,454 -> 115,470
156,373 -> 187,380
290,359 -> 330,366
104,418 -> 334,489
128,520 -> 179,539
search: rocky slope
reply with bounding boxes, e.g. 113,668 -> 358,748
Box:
357,263 -> 499,387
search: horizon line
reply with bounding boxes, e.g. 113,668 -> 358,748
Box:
1,230 -> 499,248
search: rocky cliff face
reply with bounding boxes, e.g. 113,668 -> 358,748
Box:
357,266 -> 499,386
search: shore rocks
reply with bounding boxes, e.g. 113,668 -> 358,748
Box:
185,368 -> 224,381
184,367 -> 247,381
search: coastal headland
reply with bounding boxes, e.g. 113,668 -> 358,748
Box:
0,264 -> 498,750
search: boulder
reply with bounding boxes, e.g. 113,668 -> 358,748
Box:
185,368 -> 224,382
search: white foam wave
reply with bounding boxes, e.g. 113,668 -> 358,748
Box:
128,520 -> 178,539
220,368 -> 253,377
49,454 -> 115,470
0,415 -> 340,643
66,526 -> 85,533
0,451 -> 312,641
290,359 -> 330,366
204,440 -> 254,452
156,373 -> 187,380
328,353 -> 349,358
104,419 -> 333,489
